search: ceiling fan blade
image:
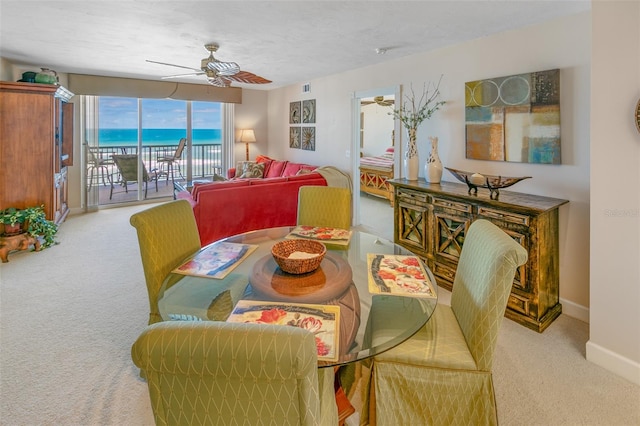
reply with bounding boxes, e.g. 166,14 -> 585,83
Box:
225,70 -> 272,85
207,61 -> 241,76
146,60 -> 201,72
161,72 -> 205,79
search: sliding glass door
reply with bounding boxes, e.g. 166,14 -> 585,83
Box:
83,96 -> 225,207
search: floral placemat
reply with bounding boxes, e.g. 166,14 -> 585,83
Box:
286,226 -> 352,246
226,300 -> 340,361
367,254 -> 436,298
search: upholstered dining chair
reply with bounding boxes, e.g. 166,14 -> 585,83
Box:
131,320 -> 338,426
129,200 -> 201,325
297,186 -> 352,229
110,154 -> 159,200
366,219 -> 528,425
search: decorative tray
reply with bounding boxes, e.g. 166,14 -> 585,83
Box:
445,167 -> 531,199
249,252 -> 352,302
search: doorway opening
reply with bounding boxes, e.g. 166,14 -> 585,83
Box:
351,85 -> 402,236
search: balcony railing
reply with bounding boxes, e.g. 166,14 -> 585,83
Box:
94,143 -> 223,180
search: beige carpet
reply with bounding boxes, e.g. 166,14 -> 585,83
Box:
1,200 -> 639,425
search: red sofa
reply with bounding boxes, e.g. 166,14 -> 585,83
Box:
178,158 -> 327,245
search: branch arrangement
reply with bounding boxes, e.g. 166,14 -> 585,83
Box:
389,76 -> 445,130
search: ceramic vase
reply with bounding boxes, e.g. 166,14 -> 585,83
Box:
425,136 -> 443,183
404,128 -> 419,181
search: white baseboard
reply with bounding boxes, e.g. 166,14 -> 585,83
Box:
559,297 -> 589,323
586,340 -> 640,386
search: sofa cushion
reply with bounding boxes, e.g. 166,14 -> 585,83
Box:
250,177 -> 288,185
191,179 -> 251,200
238,162 -> 265,179
282,162 -> 312,177
265,160 -> 288,178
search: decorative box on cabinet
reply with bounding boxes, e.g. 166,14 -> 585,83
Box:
390,179 -> 568,332
0,81 -> 74,224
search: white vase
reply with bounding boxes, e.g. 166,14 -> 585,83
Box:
425,136 -> 443,183
405,128 -> 419,180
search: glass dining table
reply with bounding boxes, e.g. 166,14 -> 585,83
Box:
158,226 -> 438,368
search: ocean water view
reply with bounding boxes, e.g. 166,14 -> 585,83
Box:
99,128 -> 221,147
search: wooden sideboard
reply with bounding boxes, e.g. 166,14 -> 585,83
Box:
0,81 -> 74,224
389,179 -> 568,332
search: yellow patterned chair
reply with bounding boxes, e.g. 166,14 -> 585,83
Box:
132,321 -> 338,426
130,200 -> 202,325
297,186 -> 352,229
367,219 -> 528,425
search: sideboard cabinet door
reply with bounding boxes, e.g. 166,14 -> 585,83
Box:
390,179 -> 568,333
395,188 -> 429,255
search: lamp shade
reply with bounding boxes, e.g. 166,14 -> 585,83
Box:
238,129 -> 256,143
238,129 -> 256,161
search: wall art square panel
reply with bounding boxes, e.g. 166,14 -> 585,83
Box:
289,127 -> 300,148
465,69 -> 561,164
301,127 -> 316,151
290,101 -> 301,124
302,99 -> 316,123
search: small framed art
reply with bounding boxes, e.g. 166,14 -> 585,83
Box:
290,101 -> 301,124
301,127 -> 315,151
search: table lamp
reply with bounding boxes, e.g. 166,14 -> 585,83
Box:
238,129 -> 256,161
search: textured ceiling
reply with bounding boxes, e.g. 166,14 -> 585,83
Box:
0,1 -> 590,90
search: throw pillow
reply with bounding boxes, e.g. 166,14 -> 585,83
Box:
238,162 -> 265,179
265,160 -> 287,178
235,161 -> 253,174
255,155 -> 274,176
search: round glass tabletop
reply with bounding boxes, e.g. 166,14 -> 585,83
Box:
159,226 -> 438,367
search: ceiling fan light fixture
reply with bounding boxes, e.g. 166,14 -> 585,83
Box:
149,43 -> 271,87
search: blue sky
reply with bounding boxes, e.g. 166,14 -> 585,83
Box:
99,97 -> 222,129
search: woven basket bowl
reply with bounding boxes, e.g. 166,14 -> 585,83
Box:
271,239 -> 327,274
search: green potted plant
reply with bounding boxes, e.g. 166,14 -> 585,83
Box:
1,207 -> 27,235
23,205 -> 58,248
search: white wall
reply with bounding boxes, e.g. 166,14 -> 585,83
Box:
269,12 -> 591,315
235,89 -> 268,161
587,0 -> 640,385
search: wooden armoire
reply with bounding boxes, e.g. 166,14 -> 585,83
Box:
0,81 -> 74,224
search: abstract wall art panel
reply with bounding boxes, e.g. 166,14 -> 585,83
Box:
465,69 -> 561,164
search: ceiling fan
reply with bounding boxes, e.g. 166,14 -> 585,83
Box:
146,43 -> 272,87
361,96 -> 394,107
